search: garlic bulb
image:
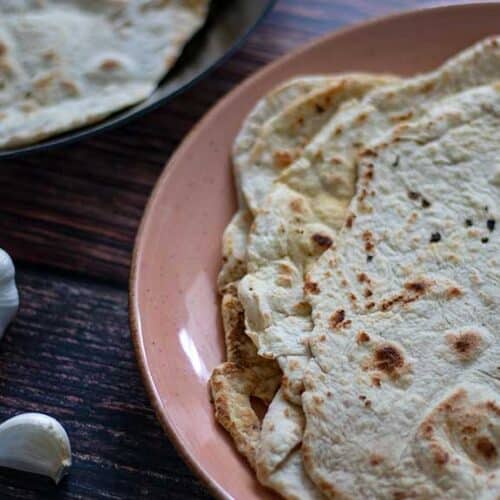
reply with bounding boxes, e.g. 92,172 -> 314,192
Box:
0,413 -> 72,483
0,249 -> 19,337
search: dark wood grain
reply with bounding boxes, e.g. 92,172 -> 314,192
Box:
0,1 -> 459,498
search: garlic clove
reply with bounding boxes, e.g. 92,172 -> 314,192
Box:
0,413 -> 72,483
0,249 -> 19,337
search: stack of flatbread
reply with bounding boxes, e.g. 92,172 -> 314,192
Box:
210,36 -> 500,499
0,0 -> 210,148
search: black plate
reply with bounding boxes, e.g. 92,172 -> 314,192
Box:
0,0 -> 276,159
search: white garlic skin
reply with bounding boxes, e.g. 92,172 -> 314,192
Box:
0,413 -> 72,483
0,249 -> 19,337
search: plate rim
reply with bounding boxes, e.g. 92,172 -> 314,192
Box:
0,0 -> 277,160
129,2 -> 498,498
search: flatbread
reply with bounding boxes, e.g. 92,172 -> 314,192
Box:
240,36 -> 500,499
219,76 -> 335,291
256,388 -> 323,500
220,74 -> 397,291
239,74 -> 398,213
228,75 -> 397,499
212,76 -> 334,468
215,36 -> 500,498
211,283 -> 281,468
212,75 -> 396,478
0,0 -> 209,148
240,36 -> 500,369
303,83 -> 500,499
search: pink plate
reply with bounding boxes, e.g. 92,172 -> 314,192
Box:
130,4 -> 500,498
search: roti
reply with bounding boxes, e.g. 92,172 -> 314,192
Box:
0,0 -> 209,148
212,73 -> 395,475
219,76 -> 336,291
240,36 -> 500,369
213,76 -> 336,468
239,74 -> 398,214
213,35 -> 500,500
218,74 -> 394,290
302,83 -> 500,499
239,36 -> 500,499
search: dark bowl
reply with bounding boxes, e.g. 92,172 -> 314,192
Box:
0,0 -> 276,159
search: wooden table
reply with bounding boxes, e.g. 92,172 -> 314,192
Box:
0,1 -> 454,498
